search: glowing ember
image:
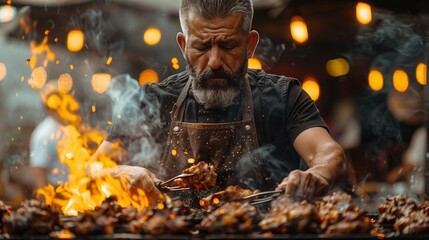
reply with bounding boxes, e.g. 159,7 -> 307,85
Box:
187,158 -> 195,164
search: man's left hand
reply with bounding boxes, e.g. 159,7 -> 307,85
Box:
276,169 -> 329,201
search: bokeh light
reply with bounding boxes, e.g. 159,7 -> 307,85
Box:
139,69 -> 159,85
91,73 -> 112,94
326,58 -> 349,77
356,2 -> 372,25
171,57 -> 180,70
368,69 -> 383,91
0,62 -> 6,81
28,66 -> 48,89
248,57 -> 262,69
0,5 -> 16,23
290,16 -> 308,44
416,62 -> 427,85
392,69 -> 409,93
67,29 -> 85,52
58,73 -> 73,93
143,27 -> 162,46
302,75 -> 320,101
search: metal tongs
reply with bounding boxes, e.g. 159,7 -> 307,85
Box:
235,189 -> 285,205
156,173 -> 196,192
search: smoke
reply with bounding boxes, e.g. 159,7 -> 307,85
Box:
255,35 -> 286,70
237,144 -> 276,190
355,12 -> 426,78
68,8 -> 124,57
351,10 -> 428,186
106,74 -> 162,168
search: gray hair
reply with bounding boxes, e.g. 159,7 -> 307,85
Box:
179,0 -> 254,34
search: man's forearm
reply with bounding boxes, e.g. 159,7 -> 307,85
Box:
307,141 -> 346,188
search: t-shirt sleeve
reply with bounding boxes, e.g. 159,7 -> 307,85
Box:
283,78 -> 329,144
29,123 -> 58,168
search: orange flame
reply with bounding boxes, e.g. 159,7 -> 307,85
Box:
36,96 -> 150,216
29,36 -> 55,69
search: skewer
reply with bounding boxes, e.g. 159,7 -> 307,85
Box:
160,173 -> 196,186
234,189 -> 285,204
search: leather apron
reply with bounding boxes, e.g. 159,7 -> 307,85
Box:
159,77 -> 271,194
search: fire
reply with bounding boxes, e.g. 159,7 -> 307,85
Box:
36,94 -> 151,216
29,36 -> 56,69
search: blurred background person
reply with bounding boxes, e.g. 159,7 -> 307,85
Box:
29,80 -> 82,191
385,86 -> 427,196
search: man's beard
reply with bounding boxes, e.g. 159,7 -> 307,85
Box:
187,60 -> 247,109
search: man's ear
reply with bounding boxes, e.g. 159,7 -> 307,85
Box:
247,30 -> 259,58
177,32 -> 186,59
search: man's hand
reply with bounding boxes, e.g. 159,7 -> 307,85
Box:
285,127 -> 345,201
276,169 -> 329,201
99,165 -> 164,204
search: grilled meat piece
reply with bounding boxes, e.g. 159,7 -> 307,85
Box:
0,201 -> 12,235
376,195 -> 429,235
260,195 -> 320,234
173,161 -> 217,190
315,192 -> 372,234
377,195 -> 418,224
198,202 -> 260,234
200,185 -> 257,210
3,199 -> 60,235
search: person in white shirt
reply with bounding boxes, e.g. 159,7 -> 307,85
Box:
29,81 -> 81,190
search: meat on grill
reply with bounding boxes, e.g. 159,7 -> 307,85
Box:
259,195 -> 320,234
198,201 -> 261,234
375,195 -> 429,235
315,192 -> 372,234
173,161 -> 217,190
260,192 -> 372,235
199,185 -> 258,210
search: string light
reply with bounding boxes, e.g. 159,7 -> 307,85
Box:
368,69 -> 383,91
143,27 -> 161,46
302,75 -> 320,101
290,16 -> 308,44
356,2 -> 372,25
392,69 -> 409,93
416,62 -> 427,85
139,69 -> 159,85
326,58 -> 349,77
67,29 -> 84,52
248,57 -> 262,70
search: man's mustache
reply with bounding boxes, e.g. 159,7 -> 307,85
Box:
198,68 -> 234,81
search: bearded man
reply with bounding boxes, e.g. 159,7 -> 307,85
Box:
94,0 -> 345,204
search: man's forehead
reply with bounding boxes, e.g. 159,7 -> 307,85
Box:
186,12 -> 244,33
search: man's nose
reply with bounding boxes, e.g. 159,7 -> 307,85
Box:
207,47 -> 223,70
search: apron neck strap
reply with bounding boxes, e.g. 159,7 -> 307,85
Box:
171,78 -> 192,121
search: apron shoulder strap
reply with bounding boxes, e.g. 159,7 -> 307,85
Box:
171,78 -> 192,121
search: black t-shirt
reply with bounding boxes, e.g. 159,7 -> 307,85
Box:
107,69 -> 328,185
